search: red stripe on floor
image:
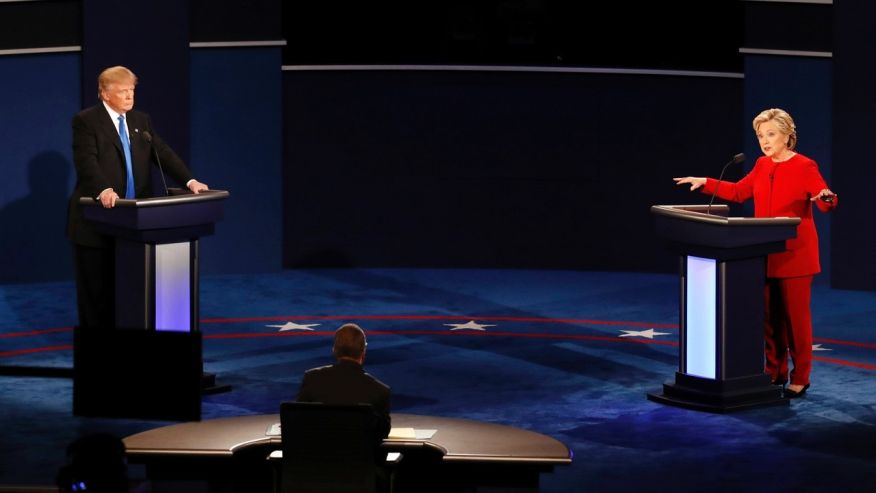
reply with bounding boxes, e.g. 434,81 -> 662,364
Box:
200,314 -> 678,329
0,327 -> 74,338
814,355 -> 876,371
0,344 -> 73,357
814,337 -> 876,350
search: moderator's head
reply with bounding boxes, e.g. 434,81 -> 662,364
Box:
333,323 -> 367,361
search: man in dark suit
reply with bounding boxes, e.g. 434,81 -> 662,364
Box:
297,323 -> 392,442
67,65 -> 208,329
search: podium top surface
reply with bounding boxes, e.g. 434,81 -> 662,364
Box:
651,204 -> 801,256
651,204 -> 800,227
78,189 -> 229,241
79,189 -> 229,208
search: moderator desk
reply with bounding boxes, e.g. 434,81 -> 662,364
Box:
124,413 -> 571,492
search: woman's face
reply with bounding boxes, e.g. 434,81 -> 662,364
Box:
755,120 -> 789,159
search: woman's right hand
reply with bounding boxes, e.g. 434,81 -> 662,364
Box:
673,177 -> 706,191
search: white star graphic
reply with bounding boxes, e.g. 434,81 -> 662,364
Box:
619,328 -> 670,339
812,344 -> 832,351
444,320 -> 496,331
267,322 -> 320,331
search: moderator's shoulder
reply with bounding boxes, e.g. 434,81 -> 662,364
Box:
303,364 -> 334,376
365,372 -> 391,392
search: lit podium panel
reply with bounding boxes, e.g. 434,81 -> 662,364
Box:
74,189 -> 228,421
648,204 -> 800,412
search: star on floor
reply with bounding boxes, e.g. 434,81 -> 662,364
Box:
444,320 -> 496,331
812,344 -> 832,351
619,328 -> 670,339
267,321 -> 320,331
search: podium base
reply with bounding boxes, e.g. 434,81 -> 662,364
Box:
647,388 -> 788,413
647,372 -> 788,413
202,372 -> 232,395
74,328 -> 202,421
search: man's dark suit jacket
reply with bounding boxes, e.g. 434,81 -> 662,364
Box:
67,103 -> 193,247
297,359 -> 392,441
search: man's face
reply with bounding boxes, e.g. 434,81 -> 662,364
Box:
101,79 -> 135,114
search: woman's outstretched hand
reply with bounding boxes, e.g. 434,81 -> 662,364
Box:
673,177 -> 706,191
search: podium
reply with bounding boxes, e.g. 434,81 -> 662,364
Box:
73,189 -> 229,420
648,204 -> 800,412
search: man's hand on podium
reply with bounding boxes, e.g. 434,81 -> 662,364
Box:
188,180 -> 209,194
98,188 -> 119,208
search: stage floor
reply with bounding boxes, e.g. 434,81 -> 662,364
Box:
2,268 -> 875,492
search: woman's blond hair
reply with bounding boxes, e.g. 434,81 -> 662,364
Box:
753,108 -> 797,150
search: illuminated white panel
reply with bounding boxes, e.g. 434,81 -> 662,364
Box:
685,256 -> 716,379
155,242 -> 191,332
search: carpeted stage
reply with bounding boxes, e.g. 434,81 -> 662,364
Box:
1,269 -> 875,492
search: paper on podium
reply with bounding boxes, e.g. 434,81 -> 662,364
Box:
266,422 -> 281,436
388,427 -> 437,440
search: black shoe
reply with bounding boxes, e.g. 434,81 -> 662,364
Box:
771,379 -> 787,389
784,384 -> 810,399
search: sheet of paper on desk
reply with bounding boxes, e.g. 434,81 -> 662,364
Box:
388,427 -> 416,439
415,429 -> 437,439
266,423 -> 281,436
388,428 -> 437,439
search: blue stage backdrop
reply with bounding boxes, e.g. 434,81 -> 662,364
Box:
0,54 -> 80,283
190,48 -> 284,274
2,0 -> 872,291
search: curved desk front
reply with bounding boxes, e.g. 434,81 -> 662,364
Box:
124,413 -> 571,492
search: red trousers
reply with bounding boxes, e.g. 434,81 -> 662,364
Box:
764,275 -> 814,386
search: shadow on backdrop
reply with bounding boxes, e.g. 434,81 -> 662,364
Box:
0,150 -> 73,284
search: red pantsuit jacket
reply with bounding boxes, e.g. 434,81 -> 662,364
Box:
701,153 -> 837,278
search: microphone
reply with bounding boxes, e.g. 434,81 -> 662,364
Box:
142,131 -> 169,197
706,153 -> 745,215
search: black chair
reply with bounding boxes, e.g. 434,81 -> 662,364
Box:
55,432 -> 129,493
278,401 -> 389,493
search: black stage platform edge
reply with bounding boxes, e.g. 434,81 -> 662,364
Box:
0,365 -> 73,378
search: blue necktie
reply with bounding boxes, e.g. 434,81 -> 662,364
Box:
118,114 -> 135,199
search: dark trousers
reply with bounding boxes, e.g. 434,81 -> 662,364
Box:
73,243 -> 115,330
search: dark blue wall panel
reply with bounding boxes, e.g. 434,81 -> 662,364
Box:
743,55 -> 833,285
282,70 -> 743,272
832,2 -> 876,291
190,48 -> 283,274
0,54 -> 80,283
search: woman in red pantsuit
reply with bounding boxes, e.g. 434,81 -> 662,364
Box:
674,108 -> 837,398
